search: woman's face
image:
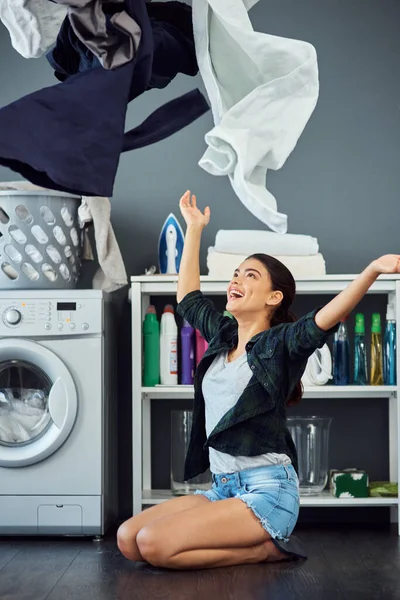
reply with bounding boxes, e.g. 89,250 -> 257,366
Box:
226,257 -> 282,317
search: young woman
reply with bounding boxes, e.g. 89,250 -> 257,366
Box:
117,190 -> 400,570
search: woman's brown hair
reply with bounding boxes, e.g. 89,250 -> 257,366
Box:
247,253 -> 303,406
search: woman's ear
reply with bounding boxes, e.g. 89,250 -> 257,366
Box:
266,290 -> 283,308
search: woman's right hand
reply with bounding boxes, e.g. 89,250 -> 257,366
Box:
179,190 -> 210,229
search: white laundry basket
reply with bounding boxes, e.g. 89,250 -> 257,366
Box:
0,189 -> 82,289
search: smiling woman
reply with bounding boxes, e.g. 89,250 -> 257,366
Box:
117,191 -> 400,571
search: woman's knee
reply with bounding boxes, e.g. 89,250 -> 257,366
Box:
136,526 -> 168,567
117,521 -> 142,562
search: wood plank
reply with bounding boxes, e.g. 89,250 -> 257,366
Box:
0,544 -> 20,572
0,540 -> 81,600
45,539 -> 132,600
315,527 -> 400,599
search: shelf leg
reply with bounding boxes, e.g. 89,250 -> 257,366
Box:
143,395 -> 151,491
131,283 -> 143,515
389,394 -> 398,529
394,282 -> 400,533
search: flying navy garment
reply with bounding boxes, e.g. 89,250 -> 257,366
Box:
0,0 -> 208,197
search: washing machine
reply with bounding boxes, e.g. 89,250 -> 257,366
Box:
0,290 -> 117,535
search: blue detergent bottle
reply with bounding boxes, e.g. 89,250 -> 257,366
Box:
333,318 -> 350,385
384,301 -> 396,385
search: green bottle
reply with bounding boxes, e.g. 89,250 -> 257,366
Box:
370,313 -> 383,386
143,305 -> 160,386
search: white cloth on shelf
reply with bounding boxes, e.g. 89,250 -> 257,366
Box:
78,196 -> 128,293
0,0 -> 67,59
302,345 -> 332,386
207,247 -> 326,279
214,230 -> 319,257
193,0 -> 319,233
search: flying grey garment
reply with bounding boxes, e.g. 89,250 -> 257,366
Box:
53,0 -> 141,69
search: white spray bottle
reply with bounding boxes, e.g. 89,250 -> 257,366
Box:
160,305 -> 178,385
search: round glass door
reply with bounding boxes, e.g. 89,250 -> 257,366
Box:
0,360 -> 53,447
0,339 -> 78,467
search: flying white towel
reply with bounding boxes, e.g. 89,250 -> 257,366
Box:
193,0 -> 319,233
214,230 -> 319,257
79,197 -> 128,293
207,247 -> 326,279
0,0 -> 67,59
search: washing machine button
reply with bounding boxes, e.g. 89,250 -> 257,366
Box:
44,323 -> 51,330
69,323 -> 76,330
57,323 -> 63,330
81,323 -> 89,331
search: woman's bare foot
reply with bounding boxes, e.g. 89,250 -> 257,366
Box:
262,540 -> 292,563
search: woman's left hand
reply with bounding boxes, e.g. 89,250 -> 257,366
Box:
370,255 -> 400,275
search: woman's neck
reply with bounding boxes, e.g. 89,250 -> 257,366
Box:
235,316 -> 270,352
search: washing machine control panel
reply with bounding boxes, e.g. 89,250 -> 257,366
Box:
0,297 -> 103,336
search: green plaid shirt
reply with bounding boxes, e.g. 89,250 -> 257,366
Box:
177,290 -> 338,480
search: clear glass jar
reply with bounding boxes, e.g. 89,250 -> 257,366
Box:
287,416 -> 332,495
170,410 -> 211,495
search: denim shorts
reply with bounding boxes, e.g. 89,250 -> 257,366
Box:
194,464 -> 300,542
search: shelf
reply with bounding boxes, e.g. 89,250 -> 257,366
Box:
141,385 -> 397,400
131,274 -> 400,296
142,489 -> 398,508
299,491 -> 398,507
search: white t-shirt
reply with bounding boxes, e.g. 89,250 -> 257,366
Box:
202,351 -> 291,474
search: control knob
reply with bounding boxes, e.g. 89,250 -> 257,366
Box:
5,309 -> 22,325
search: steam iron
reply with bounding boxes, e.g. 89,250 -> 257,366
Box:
158,213 -> 185,274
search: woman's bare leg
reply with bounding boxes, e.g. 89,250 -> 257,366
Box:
134,497 -> 288,569
117,495 -> 210,561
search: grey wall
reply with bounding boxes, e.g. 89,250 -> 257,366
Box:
0,0 -> 399,522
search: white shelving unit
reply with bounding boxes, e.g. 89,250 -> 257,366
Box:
131,275 -> 400,532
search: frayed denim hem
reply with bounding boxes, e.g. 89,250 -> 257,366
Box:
236,494 -> 289,543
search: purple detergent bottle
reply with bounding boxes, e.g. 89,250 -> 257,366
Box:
195,329 -> 208,366
181,320 -> 195,384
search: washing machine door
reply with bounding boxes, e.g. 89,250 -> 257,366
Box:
0,339 -> 78,467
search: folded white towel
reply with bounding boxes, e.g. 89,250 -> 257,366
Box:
0,0 -> 67,59
79,197 -> 128,293
215,230 -> 319,257
193,0 -> 319,232
207,248 -> 326,279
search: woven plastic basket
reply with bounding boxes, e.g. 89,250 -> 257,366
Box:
0,189 -> 82,289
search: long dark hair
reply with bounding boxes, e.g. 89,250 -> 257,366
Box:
247,253 -> 303,406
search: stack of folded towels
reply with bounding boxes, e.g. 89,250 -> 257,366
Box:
207,230 -> 326,279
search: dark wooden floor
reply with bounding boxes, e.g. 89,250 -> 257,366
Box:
1,526 -> 400,600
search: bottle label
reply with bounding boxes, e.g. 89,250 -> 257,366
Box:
170,340 -> 178,374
